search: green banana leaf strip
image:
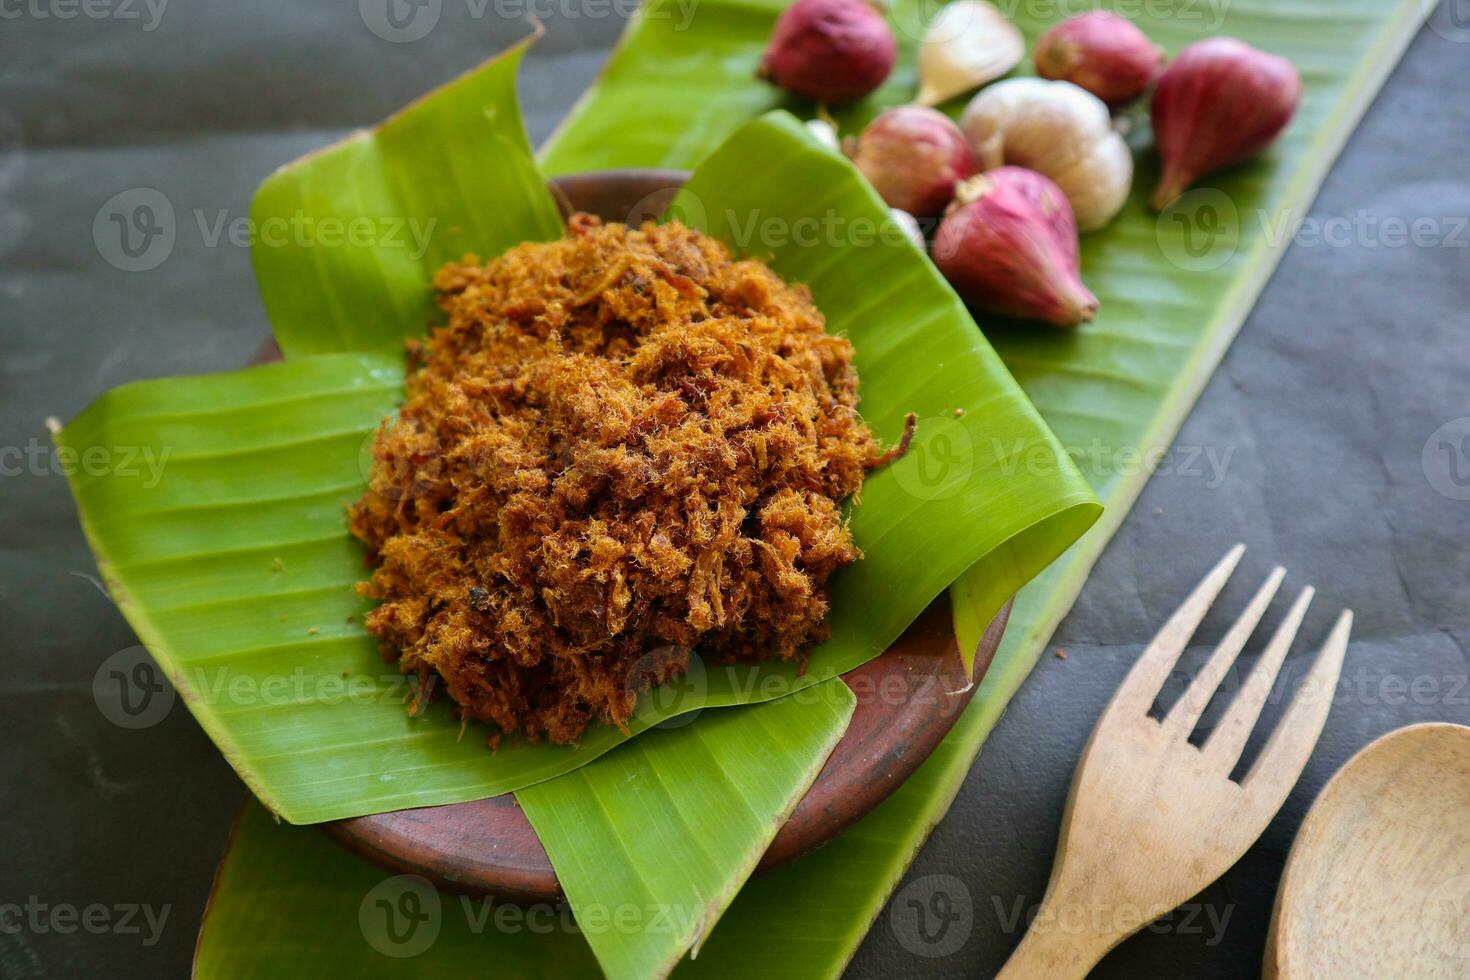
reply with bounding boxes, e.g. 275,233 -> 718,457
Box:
194,682 -> 854,980
251,32 -> 563,358
517,681 -> 856,980
61,65 -> 1096,823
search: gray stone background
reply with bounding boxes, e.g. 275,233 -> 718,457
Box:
1,1 -> 1466,977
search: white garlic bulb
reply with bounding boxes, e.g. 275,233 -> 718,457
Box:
959,77 -> 1133,231
916,0 -> 1024,107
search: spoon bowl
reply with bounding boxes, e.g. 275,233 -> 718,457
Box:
1267,722 -> 1470,979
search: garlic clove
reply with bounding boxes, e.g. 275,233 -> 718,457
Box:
1034,12 -> 1165,109
960,77 -> 1133,231
933,168 -> 1098,327
1051,128 -> 1134,234
846,105 -> 977,217
1149,37 -> 1301,209
916,0 -> 1024,107
757,0 -> 897,106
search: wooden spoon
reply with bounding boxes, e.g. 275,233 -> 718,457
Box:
1266,722 -> 1470,978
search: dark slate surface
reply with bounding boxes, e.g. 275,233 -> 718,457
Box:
1,3 -> 1466,977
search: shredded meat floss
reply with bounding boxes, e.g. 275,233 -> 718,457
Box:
349,215 -> 894,745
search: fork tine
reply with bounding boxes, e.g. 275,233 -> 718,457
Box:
1241,610 -> 1352,801
1106,543 -> 1246,719
1201,586 -> 1314,768
1160,566 -> 1285,738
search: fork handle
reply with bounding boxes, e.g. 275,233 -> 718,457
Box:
994,898 -> 1121,980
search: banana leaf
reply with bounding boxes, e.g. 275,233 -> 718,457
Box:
516,680 -> 855,980
58,44 -> 1096,824
252,34 -> 564,358
194,682 -> 854,980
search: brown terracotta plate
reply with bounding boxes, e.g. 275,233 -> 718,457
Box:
253,170 -> 1012,901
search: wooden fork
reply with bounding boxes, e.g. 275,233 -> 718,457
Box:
997,544 -> 1353,979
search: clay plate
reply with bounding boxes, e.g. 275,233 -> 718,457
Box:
253,170 -> 1012,901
